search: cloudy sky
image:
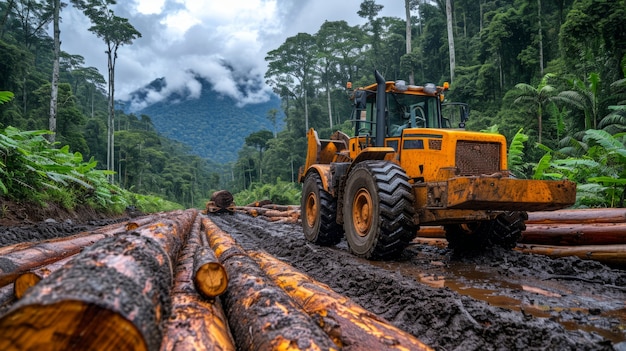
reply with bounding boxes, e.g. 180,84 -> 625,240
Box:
58,0 -> 406,110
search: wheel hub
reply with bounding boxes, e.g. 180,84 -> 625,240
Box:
352,189 -> 372,237
305,193 -> 318,229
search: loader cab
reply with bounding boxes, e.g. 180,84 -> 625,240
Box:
350,80 -> 449,141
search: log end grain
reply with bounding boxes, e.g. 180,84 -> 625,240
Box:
194,262 -> 229,298
0,301 -> 147,351
13,271 -> 42,299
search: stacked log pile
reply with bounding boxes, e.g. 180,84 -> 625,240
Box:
411,208 -> 626,266
517,208 -> 626,267
234,204 -> 301,223
0,209 -> 435,350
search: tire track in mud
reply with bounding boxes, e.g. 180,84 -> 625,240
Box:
210,213 -> 625,351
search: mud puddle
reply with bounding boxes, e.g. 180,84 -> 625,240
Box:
367,256 -> 626,344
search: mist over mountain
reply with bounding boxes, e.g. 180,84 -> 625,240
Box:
121,76 -> 283,164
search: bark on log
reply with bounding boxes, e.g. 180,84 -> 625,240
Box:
160,216 -> 235,351
244,199 -> 272,208
526,208 -> 626,224
515,244 -> 626,267
521,223 -> 626,246
0,209 -> 198,351
250,250 -> 434,351
416,226 -> 446,238
211,190 -> 234,209
0,284 -> 12,308
0,218 -> 144,257
202,217 -> 339,351
0,231 -> 119,287
412,237 -> 449,249
261,204 -> 299,211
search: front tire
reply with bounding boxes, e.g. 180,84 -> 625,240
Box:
343,161 -> 417,259
301,172 -> 343,245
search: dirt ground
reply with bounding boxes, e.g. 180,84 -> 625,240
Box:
209,213 -> 626,351
0,204 -> 624,350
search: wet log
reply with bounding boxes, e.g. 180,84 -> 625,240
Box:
0,209 -> 198,351
250,250 -> 434,351
520,223 -> 626,246
212,190 -> 234,209
261,204 -> 299,211
193,246 -> 228,299
412,237 -> 449,249
0,231 -> 120,287
515,244 -> 626,267
416,226 -> 446,238
13,254 -> 75,299
244,199 -> 272,208
526,208 -> 626,224
202,217 -> 338,351
160,216 -> 235,351
0,216 -> 157,257
259,216 -> 300,224
0,284 -> 12,308
206,190 -> 236,214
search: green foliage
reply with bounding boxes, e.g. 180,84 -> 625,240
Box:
0,126 -> 185,213
233,180 -> 301,206
507,128 -> 529,178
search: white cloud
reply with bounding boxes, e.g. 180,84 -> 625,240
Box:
58,0 -> 405,110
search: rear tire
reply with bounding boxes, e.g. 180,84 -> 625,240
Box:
343,161 -> 417,259
444,211 -> 527,251
301,172 -> 343,245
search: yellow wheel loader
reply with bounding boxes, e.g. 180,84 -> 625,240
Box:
298,71 -> 576,259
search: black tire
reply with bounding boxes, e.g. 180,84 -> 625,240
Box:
301,172 -> 343,245
445,211 -> 527,251
343,161 -> 417,259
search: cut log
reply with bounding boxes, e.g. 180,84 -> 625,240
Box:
202,217 -> 339,351
521,223 -> 626,246
244,199 -> 272,208
193,246 -> 228,299
515,244 -> 626,267
412,237 -> 449,249
261,204 -> 299,211
526,208 -> 626,224
13,254 -> 75,299
0,284 -> 12,308
0,231 -> 119,287
160,216 -> 235,351
0,209 -> 198,351
212,190 -> 234,209
416,226 -> 446,238
207,190 -> 236,214
250,250 -> 434,351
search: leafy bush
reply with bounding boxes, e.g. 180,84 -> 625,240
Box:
233,179 -> 301,206
0,125 -> 182,214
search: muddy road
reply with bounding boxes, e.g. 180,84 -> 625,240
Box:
210,213 -> 626,351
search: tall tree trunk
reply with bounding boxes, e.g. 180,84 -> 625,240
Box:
48,0 -> 60,143
107,45 -> 117,183
445,0 -> 455,82
405,0 -> 414,85
538,0 -> 544,76
326,80 -> 333,128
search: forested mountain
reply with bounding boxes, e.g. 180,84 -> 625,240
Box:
123,77 -> 283,164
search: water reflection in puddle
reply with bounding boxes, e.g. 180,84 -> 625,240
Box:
367,257 -> 626,343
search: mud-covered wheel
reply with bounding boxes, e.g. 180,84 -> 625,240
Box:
445,211 -> 527,251
301,172 -> 343,245
343,161 -> 417,259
